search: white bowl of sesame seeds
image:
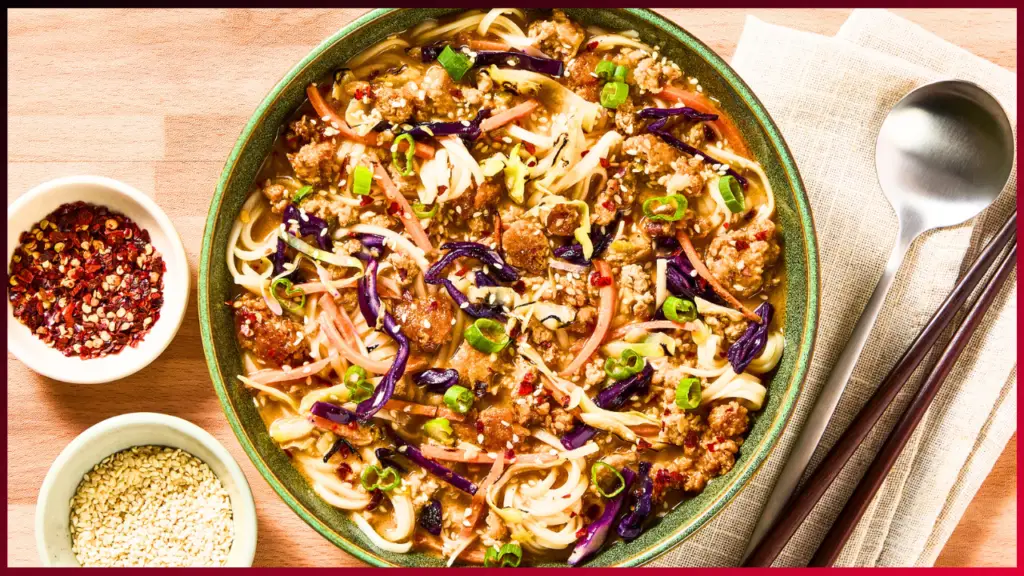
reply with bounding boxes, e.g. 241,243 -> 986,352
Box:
35,413 -> 257,567
6,175 -> 190,384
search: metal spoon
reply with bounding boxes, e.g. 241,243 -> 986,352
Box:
745,79 -> 1014,560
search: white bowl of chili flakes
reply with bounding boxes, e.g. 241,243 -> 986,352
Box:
6,175 -> 189,383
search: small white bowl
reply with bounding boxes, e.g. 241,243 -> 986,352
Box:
35,413 -> 258,567
6,175 -> 189,383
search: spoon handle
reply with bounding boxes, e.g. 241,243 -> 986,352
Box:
743,228 -> 915,564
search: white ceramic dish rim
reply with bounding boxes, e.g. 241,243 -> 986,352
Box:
35,412 -> 258,567
6,175 -> 190,384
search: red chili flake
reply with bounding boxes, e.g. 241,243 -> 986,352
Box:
586,40 -> 599,51
337,442 -> 353,459
449,88 -> 463,99
599,157 -> 610,169
517,372 -> 537,396
454,265 -> 470,277
569,511 -> 578,518
580,150 -> 589,158
387,201 -> 402,216
359,195 -> 374,207
602,200 -> 616,212
722,221 -> 730,230
7,201 -> 165,359
366,489 -> 384,511
437,185 -> 448,195
511,280 -> 526,294
637,438 -> 652,452
336,463 -> 353,480
522,141 -> 536,155
283,449 -> 295,459
707,442 -> 717,453
755,229 -> 769,241
684,430 -> 699,449
735,239 -> 749,251
505,448 -> 516,460
475,420 -> 485,434
589,271 -> 612,287
576,528 -> 587,539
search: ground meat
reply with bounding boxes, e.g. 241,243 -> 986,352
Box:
699,433 -> 741,478
640,215 -> 675,240
452,406 -> 525,451
451,342 -> 500,387
360,210 -> 395,229
617,263 -> 655,320
372,84 -> 414,124
705,219 -> 780,298
664,156 -> 706,197
565,51 -> 602,102
545,203 -> 581,236
707,401 -> 749,438
529,323 -> 560,365
703,314 -> 749,345
483,509 -> 509,543
299,193 -> 357,225
614,97 -> 641,136
605,229 -> 652,266
527,9 -> 586,63
601,451 -> 639,471
622,134 -> 680,180
285,115 -> 323,150
631,55 -> 682,95
502,219 -> 549,274
261,181 -> 290,214
552,270 -> 595,308
233,293 -> 308,367
592,173 -> 636,226
568,305 -> 597,335
393,294 -> 453,353
288,139 -> 340,185
384,250 -> 421,287
661,409 -> 706,452
541,403 -> 576,436
450,178 -> 504,217
408,65 -> 479,122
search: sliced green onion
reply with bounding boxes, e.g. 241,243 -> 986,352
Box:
360,464 -> 401,492
484,546 -> 500,567
344,365 -> 373,402
603,349 -> 645,381
423,418 -> 455,446
442,385 -> 474,414
675,377 -> 702,410
662,296 -> 697,322
498,542 -> 523,567
642,194 -> 688,222
595,59 -> 615,80
270,276 -> 306,315
464,318 -> 510,354
600,81 -> 629,109
718,175 -> 746,213
292,185 -> 314,204
612,64 -> 629,82
352,165 -> 373,196
504,143 -> 528,204
438,45 -> 472,82
591,461 -> 627,498
392,133 -> 416,177
411,201 -> 437,218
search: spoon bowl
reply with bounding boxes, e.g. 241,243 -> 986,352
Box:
876,80 -> 1014,231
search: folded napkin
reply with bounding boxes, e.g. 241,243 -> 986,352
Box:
651,9 -> 1017,567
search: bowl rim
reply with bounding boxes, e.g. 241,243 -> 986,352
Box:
6,174 -> 190,384
34,412 -> 258,567
198,8 -> 820,567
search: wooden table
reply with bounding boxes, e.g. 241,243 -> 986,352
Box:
6,8 -> 1016,567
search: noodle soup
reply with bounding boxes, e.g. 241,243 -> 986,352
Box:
227,9 -> 785,566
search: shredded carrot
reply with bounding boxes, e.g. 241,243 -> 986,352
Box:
676,231 -> 762,323
249,356 -> 335,385
458,454 -> 505,542
468,39 -> 510,51
560,260 -> 615,376
318,295 -> 366,353
318,311 -> 394,374
373,163 -> 435,254
309,414 -> 362,440
397,136 -> 436,160
608,320 -> 695,341
659,85 -> 751,158
305,84 -> 379,146
479,99 -> 540,133
629,423 -> 661,437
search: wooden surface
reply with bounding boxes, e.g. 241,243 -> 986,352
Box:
6,9 -> 1016,567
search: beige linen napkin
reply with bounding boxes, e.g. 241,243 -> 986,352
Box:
651,9 -> 1016,567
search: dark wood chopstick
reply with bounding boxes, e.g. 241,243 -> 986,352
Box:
810,238 -> 1017,565
744,210 -> 1018,567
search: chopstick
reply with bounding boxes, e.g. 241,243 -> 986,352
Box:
744,210 -> 1018,567
810,237 -> 1017,565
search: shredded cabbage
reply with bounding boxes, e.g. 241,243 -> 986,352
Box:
485,66 -> 602,131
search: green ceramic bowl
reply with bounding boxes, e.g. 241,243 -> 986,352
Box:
199,8 -> 819,567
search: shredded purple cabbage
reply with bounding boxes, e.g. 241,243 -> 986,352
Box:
421,44 -> 565,77
424,242 -> 517,320
271,238 -> 290,276
727,302 -> 774,373
283,204 -> 331,250
374,447 -> 409,474
568,466 -> 637,566
390,434 -> 479,495
638,106 -> 719,122
354,259 -> 410,419
355,233 -> 386,258
418,499 -> 443,536
616,461 -> 653,541
561,364 -> 654,450
646,117 -> 748,187
664,252 -> 721,304
653,236 -> 681,257
553,214 -> 620,266
401,108 -> 492,142
412,368 -> 460,393
474,270 -> 498,287
310,401 -> 358,426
